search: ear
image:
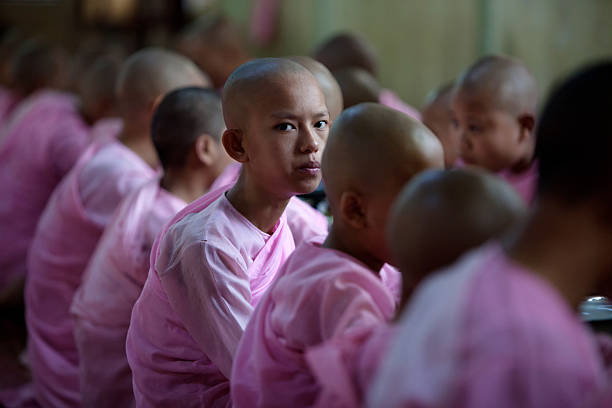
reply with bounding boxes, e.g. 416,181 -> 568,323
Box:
148,94 -> 165,117
517,113 -> 535,143
222,128 -> 248,163
193,134 -> 216,167
338,190 -> 368,229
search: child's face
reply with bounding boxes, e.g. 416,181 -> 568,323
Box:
244,74 -> 329,198
451,89 -> 525,172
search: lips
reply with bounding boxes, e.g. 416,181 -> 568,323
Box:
296,161 -> 321,176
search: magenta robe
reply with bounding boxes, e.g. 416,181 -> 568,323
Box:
26,139 -> 155,407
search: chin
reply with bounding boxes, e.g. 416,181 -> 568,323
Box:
292,178 -> 321,195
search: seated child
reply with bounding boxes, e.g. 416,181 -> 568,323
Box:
126,57 -> 330,407
301,168 -> 526,408
231,102 -> 444,408
452,55 -> 538,203
369,61 -> 612,408
0,53 -> 119,303
71,87 -> 233,407
422,82 -> 459,167
314,32 -> 421,120
25,48 -> 209,407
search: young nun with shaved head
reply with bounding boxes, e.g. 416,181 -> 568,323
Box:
25,48 -> 210,407
452,55 -> 539,203
369,61 -> 612,408
126,57 -> 329,407
303,168 -> 526,408
231,103 -> 444,408
71,87 -> 233,408
0,53 -> 119,303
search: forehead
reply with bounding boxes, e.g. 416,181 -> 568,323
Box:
452,87 -> 510,117
249,72 -> 326,115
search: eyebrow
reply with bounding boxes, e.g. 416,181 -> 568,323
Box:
270,110 -> 330,120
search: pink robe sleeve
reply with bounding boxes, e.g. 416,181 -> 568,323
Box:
159,240 -> 253,379
49,120 -> 89,179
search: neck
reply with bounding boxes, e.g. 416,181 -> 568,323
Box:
504,198 -> 609,309
323,223 -> 384,273
118,121 -> 157,168
162,164 -> 223,204
225,172 -> 290,233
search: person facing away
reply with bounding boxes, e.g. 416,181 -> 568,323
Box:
126,57 -> 330,407
70,86 -> 234,408
452,55 -> 539,203
0,53 -> 120,304
422,82 -> 460,168
314,32 -> 421,120
304,167 -> 526,408
25,47 -> 210,408
231,102 -> 444,408
368,60 -> 612,408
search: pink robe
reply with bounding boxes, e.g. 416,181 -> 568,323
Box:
26,139 -> 155,408
379,89 -> 422,121
71,179 -> 186,408
231,238 -> 400,408
499,160 -> 538,204
0,90 -> 92,295
126,186 -> 296,407
368,243 -> 608,408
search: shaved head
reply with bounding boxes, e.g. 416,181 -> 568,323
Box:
222,57 -> 323,129
388,168 -> 526,303
422,82 -> 458,167
152,86 -> 224,170
116,48 -> 211,119
332,67 -> 381,109
322,103 -> 444,205
287,56 -> 343,120
11,39 -> 67,95
79,55 -> 122,123
457,55 -> 538,115
314,32 -> 378,77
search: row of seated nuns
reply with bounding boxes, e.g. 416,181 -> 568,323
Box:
0,14 -> 611,408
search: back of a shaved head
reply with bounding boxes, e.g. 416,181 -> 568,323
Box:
389,168 -> 526,303
332,67 -> 381,109
322,103 -> 444,205
11,39 -> 67,95
116,47 -> 210,118
152,86 -> 224,171
287,56 -> 343,120
458,55 -> 538,115
79,55 -> 122,122
314,32 -> 378,77
222,57 -> 320,128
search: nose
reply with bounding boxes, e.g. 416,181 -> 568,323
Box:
460,131 -> 473,152
298,126 -> 320,154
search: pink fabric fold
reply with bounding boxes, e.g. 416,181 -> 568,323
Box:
71,179 -> 185,407
126,184 -> 296,407
379,89 -> 422,121
26,139 -> 155,407
498,160 -> 538,204
368,243 -> 607,408
0,90 -> 92,294
231,238 -> 399,408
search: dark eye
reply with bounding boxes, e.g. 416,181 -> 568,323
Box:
314,120 -> 328,129
468,124 -> 482,133
275,123 -> 296,131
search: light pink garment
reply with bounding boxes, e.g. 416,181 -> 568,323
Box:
231,238 -> 399,408
305,323 -> 396,408
126,187 -> 295,407
499,160 -> 538,204
71,179 -> 186,408
0,90 -> 92,294
379,89 -> 422,121
368,243 -> 607,408
26,139 -> 155,408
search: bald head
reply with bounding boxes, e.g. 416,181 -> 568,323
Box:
422,82 -> 458,167
11,39 -> 67,95
322,103 -> 444,205
222,57 -> 322,129
79,55 -> 122,123
388,168 -> 526,304
314,33 -> 378,77
116,48 -> 211,119
457,55 -> 538,115
332,67 -> 381,109
152,86 -> 224,171
287,56 -> 343,120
